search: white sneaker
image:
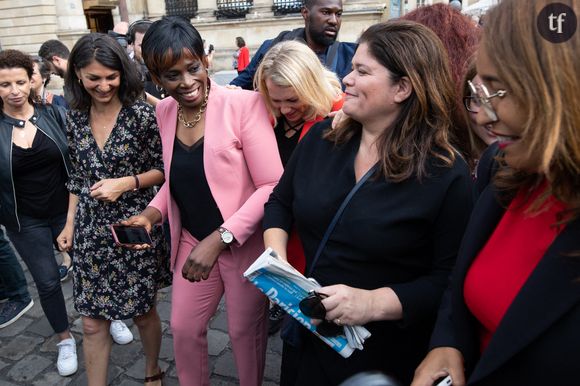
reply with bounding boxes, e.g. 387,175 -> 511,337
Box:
110,320 -> 133,345
56,336 -> 78,376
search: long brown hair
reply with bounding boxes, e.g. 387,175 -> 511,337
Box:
326,20 -> 457,182
484,0 -> 580,221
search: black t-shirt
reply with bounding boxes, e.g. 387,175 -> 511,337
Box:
169,137 -> 224,240
12,130 -> 68,218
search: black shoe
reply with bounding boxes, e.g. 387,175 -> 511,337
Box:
59,264 -> 73,282
0,299 -> 34,328
268,304 -> 285,335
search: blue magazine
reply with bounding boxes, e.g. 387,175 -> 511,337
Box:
244,248 -> 371,358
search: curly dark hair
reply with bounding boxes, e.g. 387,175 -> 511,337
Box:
0,49 -> 35,111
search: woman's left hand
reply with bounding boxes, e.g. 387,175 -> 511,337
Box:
182,231 -> 226,282
90,177 -> 131,202
318,284 -> 376,326
318,285 -> 403,326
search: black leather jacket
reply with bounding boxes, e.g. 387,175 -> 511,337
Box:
0,104 -> 71,231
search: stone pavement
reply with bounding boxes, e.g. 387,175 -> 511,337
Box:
0,251 -> 282,386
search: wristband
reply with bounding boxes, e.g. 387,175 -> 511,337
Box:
133,175 -> 140,191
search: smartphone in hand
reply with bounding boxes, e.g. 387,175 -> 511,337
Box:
111,224 -> 152,247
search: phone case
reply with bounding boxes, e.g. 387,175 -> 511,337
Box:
110,224 -> 152,247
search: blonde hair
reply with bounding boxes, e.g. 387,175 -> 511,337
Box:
484,0 -> 580,219
254,41 -> 341,123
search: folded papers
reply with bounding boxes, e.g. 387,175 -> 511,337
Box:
243,248 -> 371,358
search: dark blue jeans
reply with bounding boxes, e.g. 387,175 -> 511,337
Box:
6,214 -> 69,334
0,227 -> 30,303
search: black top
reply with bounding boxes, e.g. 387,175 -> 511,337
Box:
169,137 -> 224,240
274,118 -> 302,167
12,130 -> 68,218
0,104 -> 71,230
263,120 -> 473,383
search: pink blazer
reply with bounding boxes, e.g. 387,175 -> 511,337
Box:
149,83 -> 283,269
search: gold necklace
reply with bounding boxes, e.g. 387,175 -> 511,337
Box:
177,85 -> 209,129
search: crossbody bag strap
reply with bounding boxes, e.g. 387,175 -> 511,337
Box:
307,163 -> 378,277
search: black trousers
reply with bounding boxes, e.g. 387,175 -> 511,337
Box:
280,323 -> 421,386
6,213 -> 70,333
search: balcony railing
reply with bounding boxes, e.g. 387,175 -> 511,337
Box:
165,0 -> 198,19
272,0 -> 302,15
215,0 -> 253,19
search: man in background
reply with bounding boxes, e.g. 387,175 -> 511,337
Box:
230,0 -> 355,90
38,39 -> 70,79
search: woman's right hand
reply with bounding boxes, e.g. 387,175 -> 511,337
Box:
56,224 -> 74,252
121,214 -> 153,232
411,347 -> 466,386
120,214 -> 154,250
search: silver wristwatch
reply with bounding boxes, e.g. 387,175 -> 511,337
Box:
218,227 -> 234,245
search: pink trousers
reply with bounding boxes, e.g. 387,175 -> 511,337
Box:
171,230 -> 269,386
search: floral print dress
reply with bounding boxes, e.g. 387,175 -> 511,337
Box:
67,101 -> 171,320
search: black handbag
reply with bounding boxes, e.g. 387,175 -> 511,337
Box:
280,164 -> 378,348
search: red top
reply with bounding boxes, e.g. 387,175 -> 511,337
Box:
237,46 -> 250,72
285,94 -> 345,273
464,185 -> 566,351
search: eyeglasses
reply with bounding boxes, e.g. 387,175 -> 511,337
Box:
299,291 -> 343,337
463,95 -> 479,113
467,80 -> 507,122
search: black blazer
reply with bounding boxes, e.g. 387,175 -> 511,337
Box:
430,184 -> 580,386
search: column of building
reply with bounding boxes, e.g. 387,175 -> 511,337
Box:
54,0 -> 90,49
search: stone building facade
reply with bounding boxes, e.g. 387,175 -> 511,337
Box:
0,0 -> 382,72
0,0 -> 483,71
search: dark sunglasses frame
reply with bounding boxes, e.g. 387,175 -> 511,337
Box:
299,291 -> 342,337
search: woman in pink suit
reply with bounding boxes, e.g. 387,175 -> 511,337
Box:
125,17 -> 283,386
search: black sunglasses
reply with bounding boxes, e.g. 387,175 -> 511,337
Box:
299,291 -> 342,337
